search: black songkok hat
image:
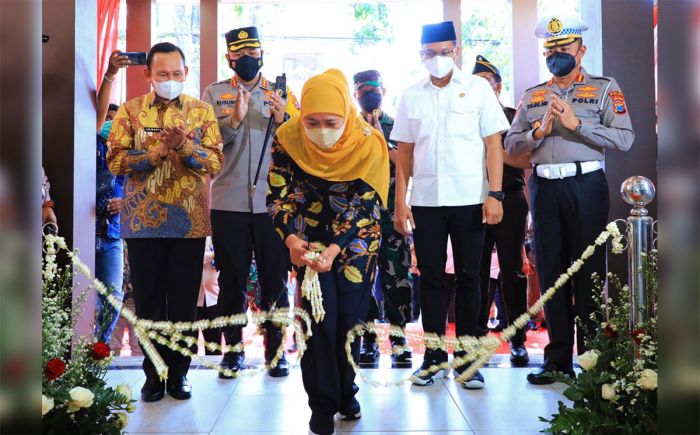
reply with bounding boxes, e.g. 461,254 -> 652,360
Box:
421,21 -> 457,44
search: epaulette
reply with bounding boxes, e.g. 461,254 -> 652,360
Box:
586,74 -> 612,82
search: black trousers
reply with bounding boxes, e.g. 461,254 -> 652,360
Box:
299,267 -> 371,432
412,205 -> 486,363
479,189 -> 529,347
211,211 -> 290,346
126,237 -> 205,379
530,169 -> 609,369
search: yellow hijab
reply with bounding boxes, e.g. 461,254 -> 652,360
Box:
275,69 -> 390,206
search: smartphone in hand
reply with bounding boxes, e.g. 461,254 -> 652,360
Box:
119,51 -> 147,66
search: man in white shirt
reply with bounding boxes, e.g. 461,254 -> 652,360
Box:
391,21 -> 510,390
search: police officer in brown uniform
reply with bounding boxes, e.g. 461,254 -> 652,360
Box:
505,16 -> 634,384
202,26 -> 300,378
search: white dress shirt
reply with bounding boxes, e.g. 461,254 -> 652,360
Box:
391,67 -> 510,207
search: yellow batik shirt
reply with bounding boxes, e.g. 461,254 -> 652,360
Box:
107,92 -> 223,239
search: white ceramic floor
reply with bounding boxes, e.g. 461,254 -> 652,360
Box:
106,354 -> 571,434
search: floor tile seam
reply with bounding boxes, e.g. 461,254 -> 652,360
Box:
441,378 -> 477,432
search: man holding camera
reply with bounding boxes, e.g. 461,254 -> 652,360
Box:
202,26 -> 300,378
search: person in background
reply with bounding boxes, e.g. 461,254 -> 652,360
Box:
202,26 -> 300,378
267,69 -> 389,435
472,54 -> 531,367
95,101 -> 125,343
197,237 -> 223,355
353,69 -> 412,367
392,21 -> 509,390
107,42 -> 223,401
505,15 -> 634,385
41,167 -> 57,231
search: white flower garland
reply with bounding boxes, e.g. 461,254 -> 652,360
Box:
300,251 -> 326,323
44,221 -> 624,386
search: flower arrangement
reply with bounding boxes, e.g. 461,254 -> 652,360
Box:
541,250 -> 657,434
42,236 -> 135,434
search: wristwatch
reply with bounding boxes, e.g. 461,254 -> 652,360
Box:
488,191 -> 505,202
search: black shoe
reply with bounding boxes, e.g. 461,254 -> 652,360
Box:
337,396 -> 361,421
526,365 -> 575,385
219,352 -> 245,379
166,375 -> 192,400
510,345 -> 530,367
411,357 -> 448,386
309,413 -> 335,435
390,336 -> 413,367
140,376 -> 165,402
267,353 -> 290,377
358,335 -> 379,365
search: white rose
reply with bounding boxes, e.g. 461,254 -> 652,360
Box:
116,384 -> 132,401
638,369 -> 657,390
601,383 -> 618,401
578,350 -> 599,371
68,386 -> 94,410
115,412 -> 129,429
42,395 -> 54,416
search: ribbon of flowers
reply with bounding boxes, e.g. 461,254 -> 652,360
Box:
44,234 -> 314,381
301,251 -> 326,323
345,221 -> 625,387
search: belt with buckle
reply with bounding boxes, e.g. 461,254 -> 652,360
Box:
535,161 -> 603,179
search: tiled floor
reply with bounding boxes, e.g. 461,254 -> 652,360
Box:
107,354 -> 571,434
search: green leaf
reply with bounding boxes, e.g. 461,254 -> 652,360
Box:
563,386 -> 584,402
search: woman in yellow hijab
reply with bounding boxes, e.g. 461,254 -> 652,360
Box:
267,69 -> 389,435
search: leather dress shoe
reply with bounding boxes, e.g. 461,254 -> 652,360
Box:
166,375 -> 192,400
268,353 -> 290,377
358,335 -> 379,365
510,345 -> 530,367
219,352 -> 245,379
527,365 -> 575,385
140,377 -> 165,402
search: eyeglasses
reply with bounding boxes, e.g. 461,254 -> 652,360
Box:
419,48 -> 455,60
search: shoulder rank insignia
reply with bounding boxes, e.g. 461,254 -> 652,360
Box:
230,77 -> 239,88
261,77 -> 270,89
576,74 -> 585,83
608,91 -> 627,114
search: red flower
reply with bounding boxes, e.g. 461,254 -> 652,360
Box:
44,358 -> 66,380
603,325 -> 618,340
90,342 -> 111,360
631,328 -> 646,345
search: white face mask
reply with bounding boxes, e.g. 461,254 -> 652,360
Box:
424,56 -> 455,79
304,124 -> 346,150
152,79 -> 185,100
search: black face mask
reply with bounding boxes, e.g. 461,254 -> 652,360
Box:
358,91 -> 382,113
230,55 -> 263,81
546,51 -> 578,77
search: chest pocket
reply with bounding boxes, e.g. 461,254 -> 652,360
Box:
449,97 -> 479,139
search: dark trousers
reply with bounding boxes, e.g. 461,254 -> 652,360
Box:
412,205 -> 486,363
479,189 -> 529,347
196,304 -> 222,355
211,210 -> 290,349
530,169 -> 609,369
299,267 -> 371,431
126,237 -> 205,379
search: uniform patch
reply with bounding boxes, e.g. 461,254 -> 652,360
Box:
576,92 -> 597,98
532,90 -> 548,97
578,86 -> 599,92
608,90 -> 627,114
222,107 -> 234,115
529,96 -> 546,104
230,77 -> 239,88
220,93 -> 235,99
576,74 -> 585,83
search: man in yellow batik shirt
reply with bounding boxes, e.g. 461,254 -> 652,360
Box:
107,42 -> 223,403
